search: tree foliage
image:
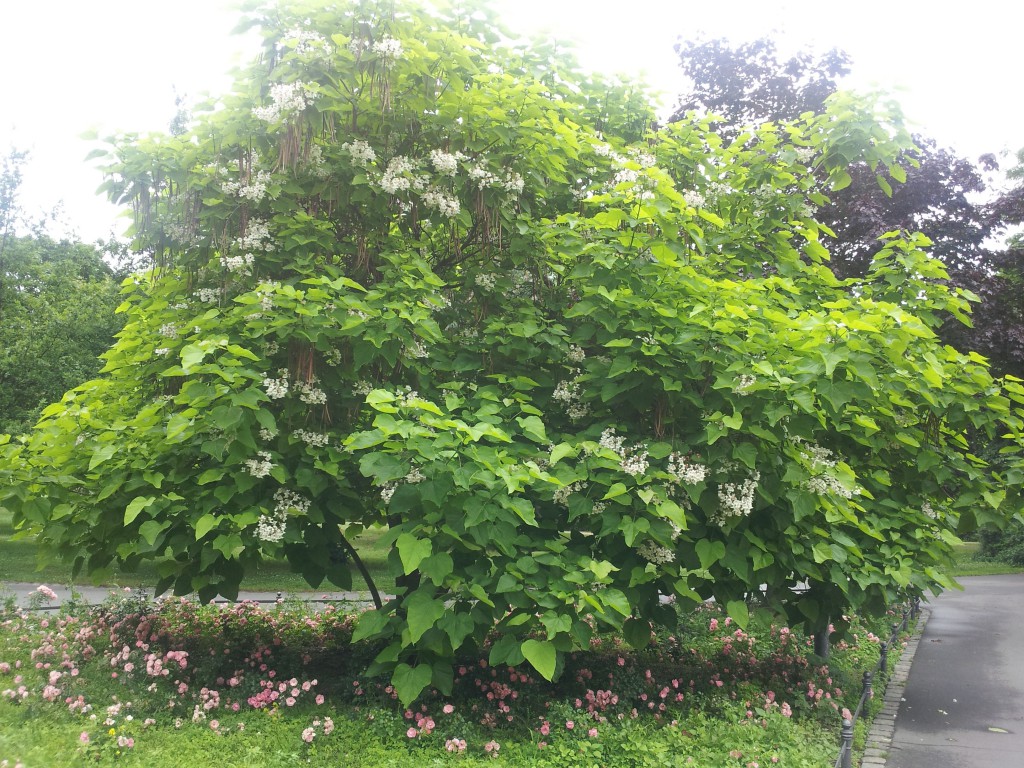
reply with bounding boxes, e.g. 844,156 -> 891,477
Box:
0,151 -> 125,435
2,1 -> 1022,704
673,35 -> 1024,379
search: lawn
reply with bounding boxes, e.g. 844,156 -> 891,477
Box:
0,509 -> 395,596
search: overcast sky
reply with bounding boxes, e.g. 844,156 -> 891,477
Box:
2,0 -> 1021,242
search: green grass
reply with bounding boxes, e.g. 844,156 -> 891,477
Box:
946,541 -> 1024,577
0,509 -> 395,595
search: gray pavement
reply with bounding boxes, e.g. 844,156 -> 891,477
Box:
886,574 -> 1024,768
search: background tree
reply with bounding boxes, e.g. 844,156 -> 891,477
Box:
2,1 -> 1021,704
0,150 -> 125,435
672,37 -> 1021,376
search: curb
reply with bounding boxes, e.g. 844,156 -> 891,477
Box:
858,606 -> 931,767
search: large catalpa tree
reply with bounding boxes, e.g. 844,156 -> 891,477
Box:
2,1 -> 1022,703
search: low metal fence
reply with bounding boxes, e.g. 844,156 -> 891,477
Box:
833,597 -> 921,768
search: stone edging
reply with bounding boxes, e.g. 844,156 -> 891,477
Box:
858,606 -> 931,767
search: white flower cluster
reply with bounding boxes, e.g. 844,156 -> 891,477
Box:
566,345 -> 586,364
342,139 -> 377,167
802,474 -> 855,499
733,374 -> 757,394
155,348 -> 170,356
274,487 -> 310,515
682,190 -> 706,209
553,480 -> 585,507
598,427 -> 627,455
252,82 -> 317,123
422,186 -> 461,217
379,483 -> 396,504
195,288 -> 220,303
222,170 -> 272,202
794,439 -> 836,469
295,380 -> 327,405
284,27 -> 330,57
159,323 -> 178,339
715,471 -> 761,522
598,427 -> 648,477
304,144 -> 330,178
620,447 -> 649,477
429,149 -> 464,176
794,146 -> 815,163
256,513 -> 286,543
258,427 -> 277,441
352,381 -> 375,397
372,36 -> 403,60
474,273 -> 497,291
405,467 -> 425,484
637,539 -> 675,565
406,341 -> 429,359
379,155 -> 414,194
234,219 -> 274,252
244,451 -> 275,478
667,453 -> 708,485
467,164 -> 497,189
293,429 -> 329,448
263,377 -> 289,399
503,171 -> 525,195
221,253 -> 255,275
552,369 -> 589,421
922,501 -> 936,519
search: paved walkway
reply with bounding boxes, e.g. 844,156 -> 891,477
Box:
882,574 -> 1024,768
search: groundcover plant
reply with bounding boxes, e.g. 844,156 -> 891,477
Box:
0,588 -> 902,766
1,0 -> 1021,703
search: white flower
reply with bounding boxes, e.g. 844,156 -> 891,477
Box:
234,219 -> 274,252
295,380 -> 327,405
474,273 -> 497,291
553,370 -> 589,421
372,36 -> 403,60
503,171 -> 525,196
378,156 -> 414,194
292,429 -> 329,448
715,471 -> 760,522
263,377 -> 289,399
258,427 -> 277,441
637,539 -> 675,565
274,487 -> 310,515
667,453 -> 708,485
342,140 -> 376,167
467,164 -> 497,189
421,187 -> 461,218
620,447 -> 649,477
566,345 -> 586,364
256,513 -> 286,543
244,451 -> 275,478
252,82 -> 317,122
195,288 -> 220,303
379,483 -> 396,504
222,170 -> 272,202
683,190 -> 706,209
598,427 -> 627,456
159,323 -> 178,339
221,253 -> 256,275
405,467 -> 425,484
429,149 -> 461,176
733,374 -> 757,394
154,348 -> 170,356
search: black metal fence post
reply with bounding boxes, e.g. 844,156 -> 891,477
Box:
840,718 -> 854,768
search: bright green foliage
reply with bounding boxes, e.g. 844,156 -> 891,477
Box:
0,237 -> 125,435
2,1 -> 1023,704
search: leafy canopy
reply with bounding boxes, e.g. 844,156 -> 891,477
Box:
2,0 -> 1022,704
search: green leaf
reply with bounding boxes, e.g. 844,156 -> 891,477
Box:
623,617 -> 652,649
726,600 -> 749,629
138,520 -> 167,547
392,662 -> 434,706
521,639 -> 557,681
89,444 -> 117,471
194,513 -> 218,540
396,533 -> 432,575
406,591 -> 446,643
352,610 -> 390,643
124,496 -> 155,525
695,540 -> 726,569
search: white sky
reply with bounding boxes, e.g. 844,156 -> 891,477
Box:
2,0 -> 1021,242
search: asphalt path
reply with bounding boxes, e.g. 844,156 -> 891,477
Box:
887,574 -> 1024,768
